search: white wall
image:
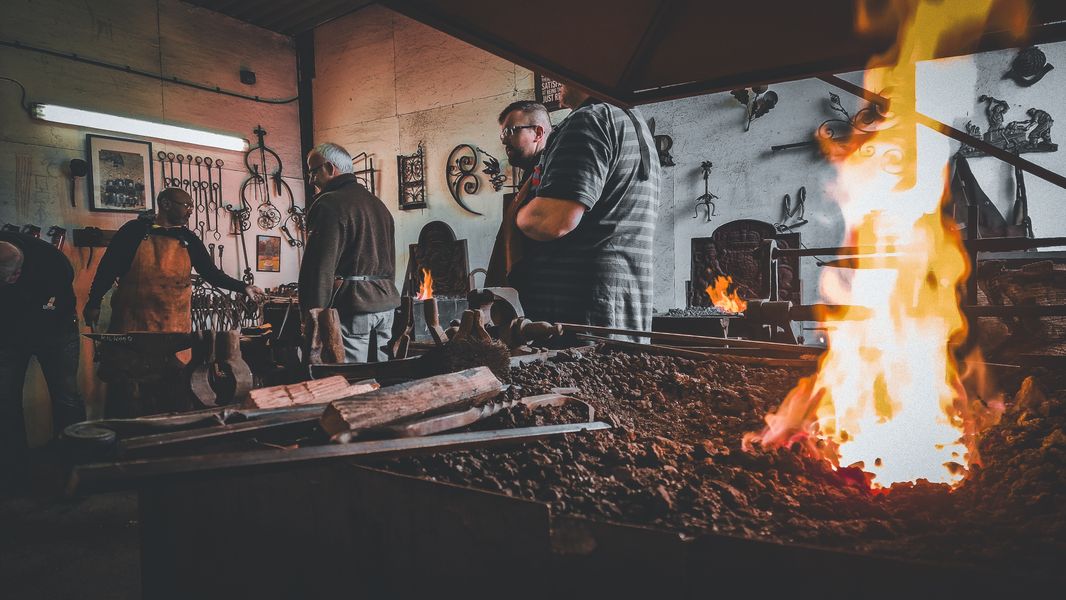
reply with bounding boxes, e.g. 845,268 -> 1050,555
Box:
1,0 -> 304,441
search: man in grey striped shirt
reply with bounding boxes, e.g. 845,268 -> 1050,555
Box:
513,83 -> 660,337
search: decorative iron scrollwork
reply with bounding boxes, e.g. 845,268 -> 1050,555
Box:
446,144 -> 507,216
398,143 -> 427,211
1005,46 -> 1054,87
693,161 -> 719,222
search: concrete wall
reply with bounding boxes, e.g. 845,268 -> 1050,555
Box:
312,5 -> 535,289
1,0 -> 303,442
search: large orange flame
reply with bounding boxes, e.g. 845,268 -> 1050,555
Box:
416,268 -> 433,301
744,0 -> 1021,488
706,275 -> 747,313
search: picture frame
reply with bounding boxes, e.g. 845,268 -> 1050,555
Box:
256,234 -> 281,272
534,73 -> 563,112
86,134 -> 155,213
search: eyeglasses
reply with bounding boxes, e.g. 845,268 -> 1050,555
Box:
499,125 -> 538,141
306,162 -> 328,178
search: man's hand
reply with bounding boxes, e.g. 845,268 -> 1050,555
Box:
83,307 -> 100,330
244,285 -> 266,303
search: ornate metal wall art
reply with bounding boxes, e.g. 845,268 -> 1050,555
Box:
445,144 -> 506,216
647,119 -> 675,167
397,143 -> 427,210
731,85 -> 778,131
817,92 -> 890,156
776,186 -> 808,232
240,126 -> 290,232
1004,46 -> 1054,87
693,161 -> 719,222
352,152 -> 376,196
959,95 -> 1056,157
400,221 -> 470,298
690,219 -> 800,306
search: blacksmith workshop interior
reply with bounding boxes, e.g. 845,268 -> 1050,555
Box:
2,0 -> 1066,597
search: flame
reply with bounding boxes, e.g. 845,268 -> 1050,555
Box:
706,276 -> 747,313
415,268 -> 433,300
744,0 -> 1023,488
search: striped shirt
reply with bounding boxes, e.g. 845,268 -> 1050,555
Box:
511,99 -> 660,334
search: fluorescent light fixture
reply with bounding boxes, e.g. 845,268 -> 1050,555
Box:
32,103 -> 248,151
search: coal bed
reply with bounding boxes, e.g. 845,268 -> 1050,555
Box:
374,347 -> 1066,583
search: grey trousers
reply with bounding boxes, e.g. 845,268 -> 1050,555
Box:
340,309 -> 395,363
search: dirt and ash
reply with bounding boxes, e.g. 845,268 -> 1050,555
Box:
373,348 -> 1066,579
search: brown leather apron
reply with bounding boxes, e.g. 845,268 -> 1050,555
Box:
108,233 -> 193,333
485,178 -> 532,287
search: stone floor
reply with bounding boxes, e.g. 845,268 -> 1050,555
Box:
0,454 -> 140,599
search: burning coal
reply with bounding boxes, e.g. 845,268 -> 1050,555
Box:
744,0 -> 1023,488
706,275 -> 747,314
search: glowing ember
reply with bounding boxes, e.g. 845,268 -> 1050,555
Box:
416,268 -> 433,300
706,275 -> 748,313
744,0 -> 1018,488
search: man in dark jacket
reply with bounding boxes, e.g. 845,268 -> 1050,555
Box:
0,233 -> 85,487
301,143 -> 401,362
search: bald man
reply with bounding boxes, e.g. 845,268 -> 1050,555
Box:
1,232 -> 84,487
85,188 -> 264,333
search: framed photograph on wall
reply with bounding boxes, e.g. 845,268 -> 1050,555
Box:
87,135 -> 155,213
256,235 -> 281,272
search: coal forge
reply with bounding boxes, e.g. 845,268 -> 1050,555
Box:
375,348 -> 1066,582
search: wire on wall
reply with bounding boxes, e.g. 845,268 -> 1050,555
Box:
0,76 -> 30,115
1,39 -> 299,105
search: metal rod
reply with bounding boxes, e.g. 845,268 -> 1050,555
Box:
964,304 -> 1066,317
69,422 -> 610,493
774,236 -> 1066,259
558,322 -> 814,354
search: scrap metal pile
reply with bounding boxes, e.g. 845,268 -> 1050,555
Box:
376,348 -> 1066,581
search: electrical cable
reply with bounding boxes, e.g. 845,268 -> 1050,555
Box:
2,39 -> 299,105
0,76 -> 30,115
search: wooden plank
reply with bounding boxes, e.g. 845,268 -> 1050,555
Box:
320,366 -> 503,438
246,376 -> 379,409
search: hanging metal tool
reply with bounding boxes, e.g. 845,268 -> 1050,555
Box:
777,186 -> 808,231
213,159 -> 224,241
693,161 -> 719,222
240,125 -> 284,232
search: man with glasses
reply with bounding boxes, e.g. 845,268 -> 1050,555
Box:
85,187 -> 264,333
512,83 -> 660,339
487,101 -> 552,286
301,142 -> 400,362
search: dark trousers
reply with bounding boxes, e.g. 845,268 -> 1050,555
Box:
0,329 -> 85,477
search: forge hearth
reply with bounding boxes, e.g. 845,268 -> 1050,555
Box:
374,348 -> 1066,584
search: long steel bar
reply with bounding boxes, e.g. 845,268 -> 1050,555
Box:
559,322 -> 814,354
775,237 -> 1066,259
69,422 -> 610,493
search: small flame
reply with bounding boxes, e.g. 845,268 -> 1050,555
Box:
416,268 -> 433,300
743,0 -> 1024,489
706,276 -> 747,313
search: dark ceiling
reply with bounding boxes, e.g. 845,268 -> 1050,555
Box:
188,0 -> 1066,106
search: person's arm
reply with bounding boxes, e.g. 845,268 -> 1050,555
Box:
298,201 -> 343,311
516,197 -> 587,241
186,232 -> 245,293
516,109 -> 612,241
86,220 -> 144,310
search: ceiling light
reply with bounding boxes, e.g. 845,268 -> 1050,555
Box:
31,103 -> 248,151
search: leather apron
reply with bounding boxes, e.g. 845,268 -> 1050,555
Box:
108,234 -> 193,333
485,178 -> 532,287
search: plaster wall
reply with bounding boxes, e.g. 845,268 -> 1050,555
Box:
0,0 -> 304,443
312,5 -> 535,290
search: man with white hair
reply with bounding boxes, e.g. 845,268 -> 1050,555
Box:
301,142 -> 400,362
0,233 -> 84,488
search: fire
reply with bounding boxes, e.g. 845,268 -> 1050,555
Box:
416,268 -> 433,300
706,275 -> 747,313
744,0 -> 1020,488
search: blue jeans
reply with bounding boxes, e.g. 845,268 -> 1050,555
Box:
340,309 -> 394,363
0,328 -> 85,476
